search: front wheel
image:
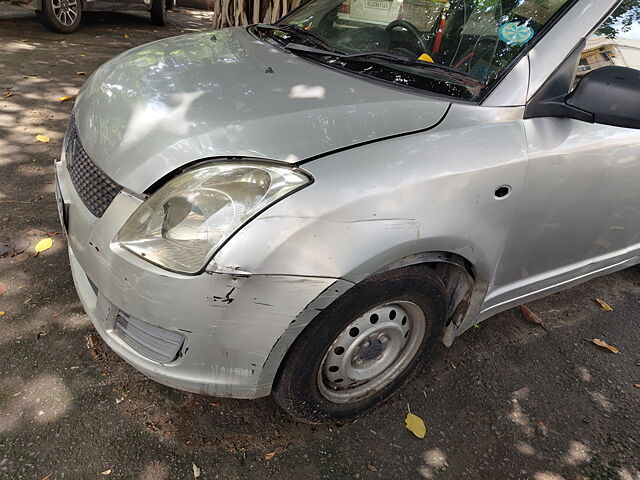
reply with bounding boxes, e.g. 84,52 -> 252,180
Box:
35,0 -> 82,33
273,266 -> 447,423
150,0 -> 167,26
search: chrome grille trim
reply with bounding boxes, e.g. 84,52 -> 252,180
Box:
66,118 -> 122,218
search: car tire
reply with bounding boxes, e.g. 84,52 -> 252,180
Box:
150,0 -> 167,26
35,0 -> 82,34
273,265 -> 447,423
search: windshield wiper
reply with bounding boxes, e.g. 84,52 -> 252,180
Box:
254,24 -> 342,54
284,42 -> 482,86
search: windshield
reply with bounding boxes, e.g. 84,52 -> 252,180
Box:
254,0 -> 572,100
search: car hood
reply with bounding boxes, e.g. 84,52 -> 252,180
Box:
75,27 -> 450,192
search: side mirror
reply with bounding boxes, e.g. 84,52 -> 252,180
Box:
566,66 -> 640,129
525,65 -> 640,129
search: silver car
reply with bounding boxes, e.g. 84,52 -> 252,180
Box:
4,0 -> 174,33
54,0 -> 640,422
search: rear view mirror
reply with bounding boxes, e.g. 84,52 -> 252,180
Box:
525,64 -> 640,129
566,66 -> 640,129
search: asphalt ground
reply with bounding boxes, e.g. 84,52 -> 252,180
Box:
0,5 -> 639,479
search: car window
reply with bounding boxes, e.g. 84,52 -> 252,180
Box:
574,0 -> 640,86
262,0 -> 574,100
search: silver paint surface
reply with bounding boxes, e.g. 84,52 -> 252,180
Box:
74,27 -> 449,192
59,0 -> 640,398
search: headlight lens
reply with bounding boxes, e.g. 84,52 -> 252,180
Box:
118,162 -> 310,273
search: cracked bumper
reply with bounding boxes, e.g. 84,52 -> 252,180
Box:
55,158 -> 337,399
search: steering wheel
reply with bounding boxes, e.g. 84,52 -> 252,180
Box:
385,19 -> 429,55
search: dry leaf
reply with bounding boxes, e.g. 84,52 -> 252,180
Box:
58,95 -> 75,103
27,228 -> 47,236
192,462 -> 201,478
519,305 -> 546,328
41,475 -> 53,480
15,252 -> 30,262
0,282 -> 6,297
586,338 -> 619,354
35,237 -> 53,253
405,412 -> 427,438
634,384 -> 640,389
100,470 -> 112,475
264,451 -> 277,460
0,312 -> 5,316
595,298 -> 613,311
367,460 -> 378,472
76,71 -> 87,75
3,91 -> 12,98
36,134 -> 51,143
123,34 -> 130,38
24,75 -> 40,79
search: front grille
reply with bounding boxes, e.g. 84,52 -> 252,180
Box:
114,311 -> 185,364
66,119 -> 122,217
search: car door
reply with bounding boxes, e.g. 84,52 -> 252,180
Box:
484,0 -> 640,315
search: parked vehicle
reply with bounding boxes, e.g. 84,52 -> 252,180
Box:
4,0 -> 175,33
54,0 -> 640,422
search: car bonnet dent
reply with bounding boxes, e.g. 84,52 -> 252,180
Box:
74,27 -> 450,192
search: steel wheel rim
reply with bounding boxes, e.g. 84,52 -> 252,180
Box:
52,0 -> 78,26
317,301 -> 426,403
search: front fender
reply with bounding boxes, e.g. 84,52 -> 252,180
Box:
213,103 -> 528,287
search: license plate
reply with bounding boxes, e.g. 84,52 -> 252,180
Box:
55,174 -> 69,234
365,0 -> 389,9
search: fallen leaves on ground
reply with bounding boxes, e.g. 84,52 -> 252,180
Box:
405,404 -> 427,439
0,282 -> 5,297
35,237 -> 53,253
86,333 -> 101,359
123,34 -> 130,39
100,469 -> 112,475
27,228 -> 47,236
263,451 -> 277,460
3,91 -> 12,98
75,71 -> 87,75
0,312 -> 5,316
58,95 -> 75,103
585,338 -> 619,354
634,384 -> 640,389
40,475 -> 53,480
0,239 -> 30,258
367,460 -> 379,472
36,134 -> 50,143
595,298 -> 613,311
24,75 -> 40,79
519,304 -> 547,329
192,463 -> 201,478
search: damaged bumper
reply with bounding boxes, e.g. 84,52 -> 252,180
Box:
54,158 -> 338,399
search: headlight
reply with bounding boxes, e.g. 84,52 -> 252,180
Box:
118,161 -> 311,274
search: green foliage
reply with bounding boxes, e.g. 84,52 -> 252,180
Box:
595,0 -> 640,38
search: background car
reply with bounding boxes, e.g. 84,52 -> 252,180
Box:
3,0 -> 176,33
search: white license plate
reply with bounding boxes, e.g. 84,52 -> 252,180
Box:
55,174 -> 69,234
365,0 -> 389,9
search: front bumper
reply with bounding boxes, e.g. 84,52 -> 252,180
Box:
54,156 -> 337,399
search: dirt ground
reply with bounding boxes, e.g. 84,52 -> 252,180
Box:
0,5 -> 639,480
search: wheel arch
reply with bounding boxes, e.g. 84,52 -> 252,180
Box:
256,250 -> 478,395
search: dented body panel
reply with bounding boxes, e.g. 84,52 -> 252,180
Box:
55,0 -> 640,399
